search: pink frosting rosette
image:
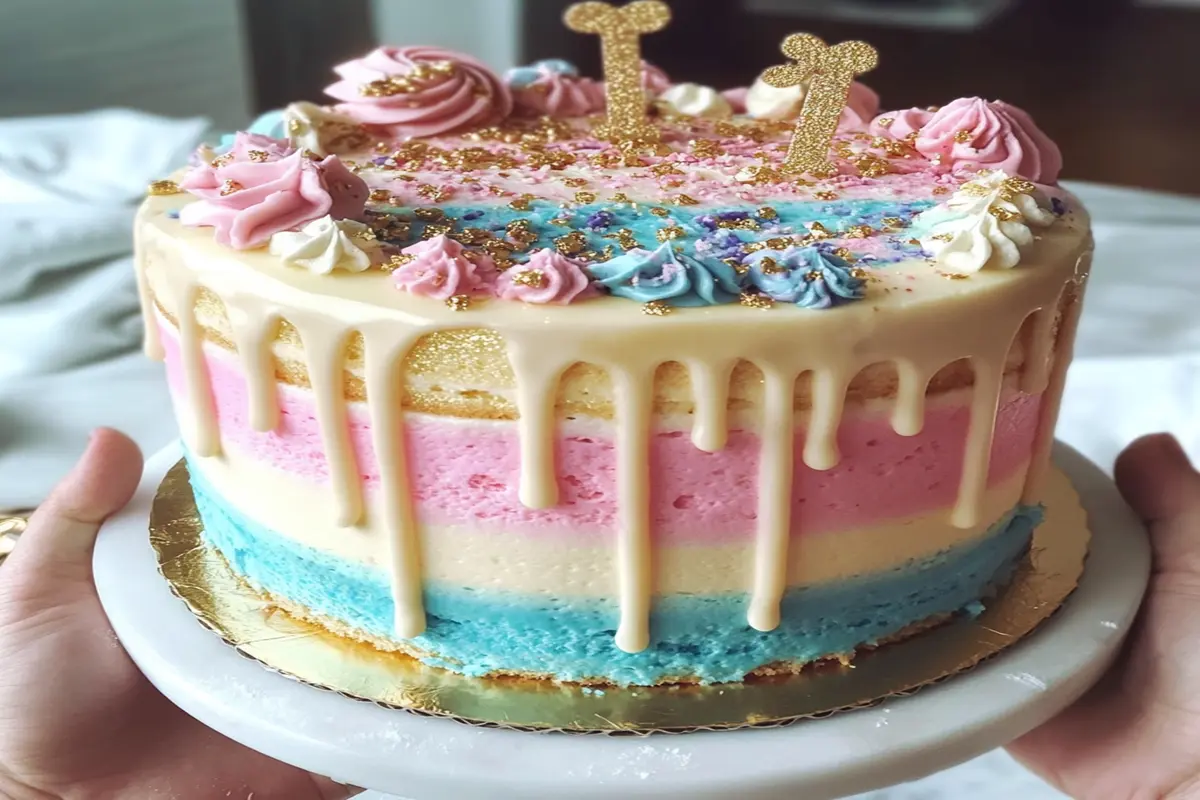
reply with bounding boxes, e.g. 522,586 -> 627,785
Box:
495,249 -> 597,304
839,81 -> 882,131
641,61 -> 673,96
869,106 -> 934,139
179,133 -> 368,250
325,46 -> 513,138
870,97 -> 1063,183
393,235 -> 497,300
722,87 -> 749,115
506,60 -> 606,118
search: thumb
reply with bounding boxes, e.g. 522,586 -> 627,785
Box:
6,428 -> 143,584
1114,433 -> 1200,572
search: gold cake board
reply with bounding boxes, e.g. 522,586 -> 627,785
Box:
151,458 -> 1089,734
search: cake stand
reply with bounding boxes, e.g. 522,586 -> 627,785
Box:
93,442 -> 1149,800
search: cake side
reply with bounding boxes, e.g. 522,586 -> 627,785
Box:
136,35 -> 1093,685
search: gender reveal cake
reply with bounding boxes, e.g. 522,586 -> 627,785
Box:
136,2 -> 1092,686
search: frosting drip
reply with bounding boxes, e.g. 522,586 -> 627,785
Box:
326,47 -> 513,138
179,133 -> 368,250
495,249 -> 597,304
269,216 -> 381,274
915,171 -> 1057,274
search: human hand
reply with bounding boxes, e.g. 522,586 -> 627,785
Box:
1009,433 -> 1200,799
0,429 -> 358,800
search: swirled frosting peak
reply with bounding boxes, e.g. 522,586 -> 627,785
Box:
745,247 -> 866,309
325,46 -> 513,138
587,244 -> 741,307
179,133 -> 368,250
393,235 -> 497,299
874,97 -> 1063,183
506,60 -> 605,118
745,73 -> 880,131
914,170 -> 1057,274
269,216 -> 380,274
495,248 -> 597,304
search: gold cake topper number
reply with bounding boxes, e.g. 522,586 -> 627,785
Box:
565,0 -> 672,145
762,34 -> 879,176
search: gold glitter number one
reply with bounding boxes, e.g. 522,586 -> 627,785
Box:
763,34 -> 879,176
565,0 -> 672,145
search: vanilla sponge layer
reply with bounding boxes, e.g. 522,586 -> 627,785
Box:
192,444 -> 1031,597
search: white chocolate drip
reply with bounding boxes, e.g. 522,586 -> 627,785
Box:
137,201 -> 1091,654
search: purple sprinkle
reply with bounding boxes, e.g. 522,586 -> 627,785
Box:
695,215 -> 719,231
1051,197 -> 1067,216
718,210 -> 749,221
372,157 -> 389,165
167,210 -> 180,219
463,210 -> 485,220
586,211 -> 614,229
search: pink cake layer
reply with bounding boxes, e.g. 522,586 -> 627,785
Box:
163,325 -> 1042,543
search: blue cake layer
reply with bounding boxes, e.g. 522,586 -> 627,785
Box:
189,458 -> 1040,685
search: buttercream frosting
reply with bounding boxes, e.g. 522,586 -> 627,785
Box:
657,83 -> 733,118
873,98 -> 1063,183
746,246 -> 866,308
269,216 -> 380,274
506,60 -> 606,118
745,73 -> 880,131
326,46 -> 513,138
915,171 -> 1057,273
280,102 -> 367,157
179,133 -> 368,250
587,243 -> 741,306
393,234 -> 497,299
494,248 -> 596,304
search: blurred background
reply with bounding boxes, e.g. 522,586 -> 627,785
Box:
1,0 -> 1197,194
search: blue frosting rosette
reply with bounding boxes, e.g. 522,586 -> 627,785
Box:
745,246 -> 866,309
587,243 -> 743,307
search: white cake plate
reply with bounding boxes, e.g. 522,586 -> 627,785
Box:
94,442 -> 1149,800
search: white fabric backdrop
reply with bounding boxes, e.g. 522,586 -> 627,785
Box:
2,111 -> 1198,798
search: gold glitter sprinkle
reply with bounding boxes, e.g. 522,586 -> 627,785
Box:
210,153 -> 234,168
1001,177 -> 1037,197
381,254 -> 414,272
814,190 -> 839,201
808,221 -> 832,239
759,256 -> 787,275
673,193 -> 700,206
717,218 -> 760,231
758,207 -> 779,220
740,291 -> 774,309
764,237 -> 791,250
876,117 -> 894,129
954,129 -> 973,144
614,228 -> 640,250
806,270 -> 824,281
930,232 -> 954,242
650,162 -> 684,177
656,225 -> 685,242
939,271 -> 970,280
649,207 -> 670,217
563,177 -> 588,188
927,105 -> 941,113
446,295 -> 472,311
417,184 -> 452,202
506,220 -> 539,249
690,139 -> 721,158
736,165 -> 783,184
549,217 -> 573,226
852,154 -> 891,178
512,269 -> 547,288
575,191 -> 598,204
508,194 -> 535,211
833,247 -> 854,260
422,223 -> 454,239
883,217 -> 906,228
762,33 -> 879,175
369,189 -> 393,203
611,192 -> 632,204
932,186 -> 950,196
455,227 -> 494,245
565,0 -> 672,145
844,224 -> 874,239
642,300 -> 672,316
989,206 -> 1021,222
219,180 -> 244,196
146,179 -> 181,196
554,231 -> 588,255
247,150 -> 270,163
725,258 -> 749,275
744,241 -> 767,253
414,208 -> 446,221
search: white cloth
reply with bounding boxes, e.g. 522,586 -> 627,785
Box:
1,110 -> 1199,798
0,109 -> 207,509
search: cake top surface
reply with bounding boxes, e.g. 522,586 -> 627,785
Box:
142,6 -> 1088,329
